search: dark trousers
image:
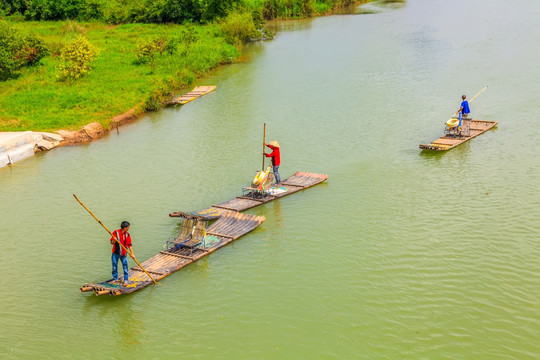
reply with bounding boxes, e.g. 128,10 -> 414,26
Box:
273,165 -> 281,183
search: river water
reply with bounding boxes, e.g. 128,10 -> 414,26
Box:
2,0 -> 540,358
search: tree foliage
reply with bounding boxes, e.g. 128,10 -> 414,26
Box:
0,0 -> 342,23
134,29 -> 200,67
0,0 -> 242,23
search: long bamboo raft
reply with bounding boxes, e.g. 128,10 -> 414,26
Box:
419,119 -> 498,151
81,172 -> 328,296
167,85 -> 216,105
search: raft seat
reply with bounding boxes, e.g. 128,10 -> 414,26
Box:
242,172 -> 274,199
445,116 -> 473,137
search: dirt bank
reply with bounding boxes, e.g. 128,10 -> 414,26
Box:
56,106 -> 143,145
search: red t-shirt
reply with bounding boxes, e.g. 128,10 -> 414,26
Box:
265,145 -> 280,166
111,229 -> 132,256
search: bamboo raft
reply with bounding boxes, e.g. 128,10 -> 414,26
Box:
81,171 -> 328,296
419,119 -> 498,151
167,86 -> 216,105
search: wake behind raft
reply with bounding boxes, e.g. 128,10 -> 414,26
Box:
80,171 -> 328,296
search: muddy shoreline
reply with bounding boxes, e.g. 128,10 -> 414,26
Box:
56,106 -> 143,145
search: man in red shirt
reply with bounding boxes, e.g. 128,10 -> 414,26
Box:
264,140 -> 281,184
110,221 -> 135,285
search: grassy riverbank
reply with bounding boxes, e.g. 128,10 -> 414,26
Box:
0,21 -> 238,131
0,0 -> 375,133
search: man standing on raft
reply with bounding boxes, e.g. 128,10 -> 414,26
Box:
110,221 -> 135,285
264,140 -> 281,185
459,95 -> 471,118
458,95 -> 471,133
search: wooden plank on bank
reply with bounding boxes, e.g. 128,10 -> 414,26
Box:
167,86 -> 216,105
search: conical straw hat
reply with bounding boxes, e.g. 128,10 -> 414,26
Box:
269,140 -> 280,148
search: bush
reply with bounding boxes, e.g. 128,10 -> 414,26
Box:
220,10 -> 259,46
134,36 -> 172,73
262,0 -> 314,19
134,38 -> 159,65
57,35 -> 98,81
134,35 -> 190,70
0,21 -> 49,80
179,27 -> 198,47
18,33 -> 49,65
144,77 -> 177,111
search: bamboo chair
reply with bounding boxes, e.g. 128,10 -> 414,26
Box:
166,219 -> 193,249
167,219 -> 208,256
177,219 -> 194,241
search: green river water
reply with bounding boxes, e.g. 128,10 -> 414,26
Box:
2,0 -> 540,358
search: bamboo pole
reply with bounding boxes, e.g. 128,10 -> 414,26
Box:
262,123 -> 266,171
469,85 -> 488,103
73,194 -> 157,285
453,85 -> 488,117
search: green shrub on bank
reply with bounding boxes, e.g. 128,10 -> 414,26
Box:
134,37 -> 164,69
57,35 -> 98,81
262,0 -> 314,19
0,21 -> 49,80
220,11 -> 258,45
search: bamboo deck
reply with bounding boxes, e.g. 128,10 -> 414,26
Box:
167,86 -> 216,105
190,172 -> 329,216
419,119 -> 498,151
81,171 -> 328,296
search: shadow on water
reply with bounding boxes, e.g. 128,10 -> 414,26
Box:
265,19 -> 313,34
241,40 -> 267,59
354,0 -> 406,14
355,8 -> 380,15
333,4 -> 377,15
185,256 -> 210,275
371,0 -> 407,10
377,0 -> 406,4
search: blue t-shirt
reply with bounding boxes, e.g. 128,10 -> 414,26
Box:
461,100 -> 470,114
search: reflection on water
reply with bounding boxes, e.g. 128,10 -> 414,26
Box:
376,0 -> 407,6
358,0 -> 407,13
265,18 -> 313,33
82,294 -> 145,352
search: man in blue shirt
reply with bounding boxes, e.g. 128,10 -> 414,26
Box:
458,95 -> 471,135
460,95 -> 471,118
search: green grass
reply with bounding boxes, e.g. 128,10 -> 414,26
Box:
0,21 -> 238,131
0,1 -> 376,132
